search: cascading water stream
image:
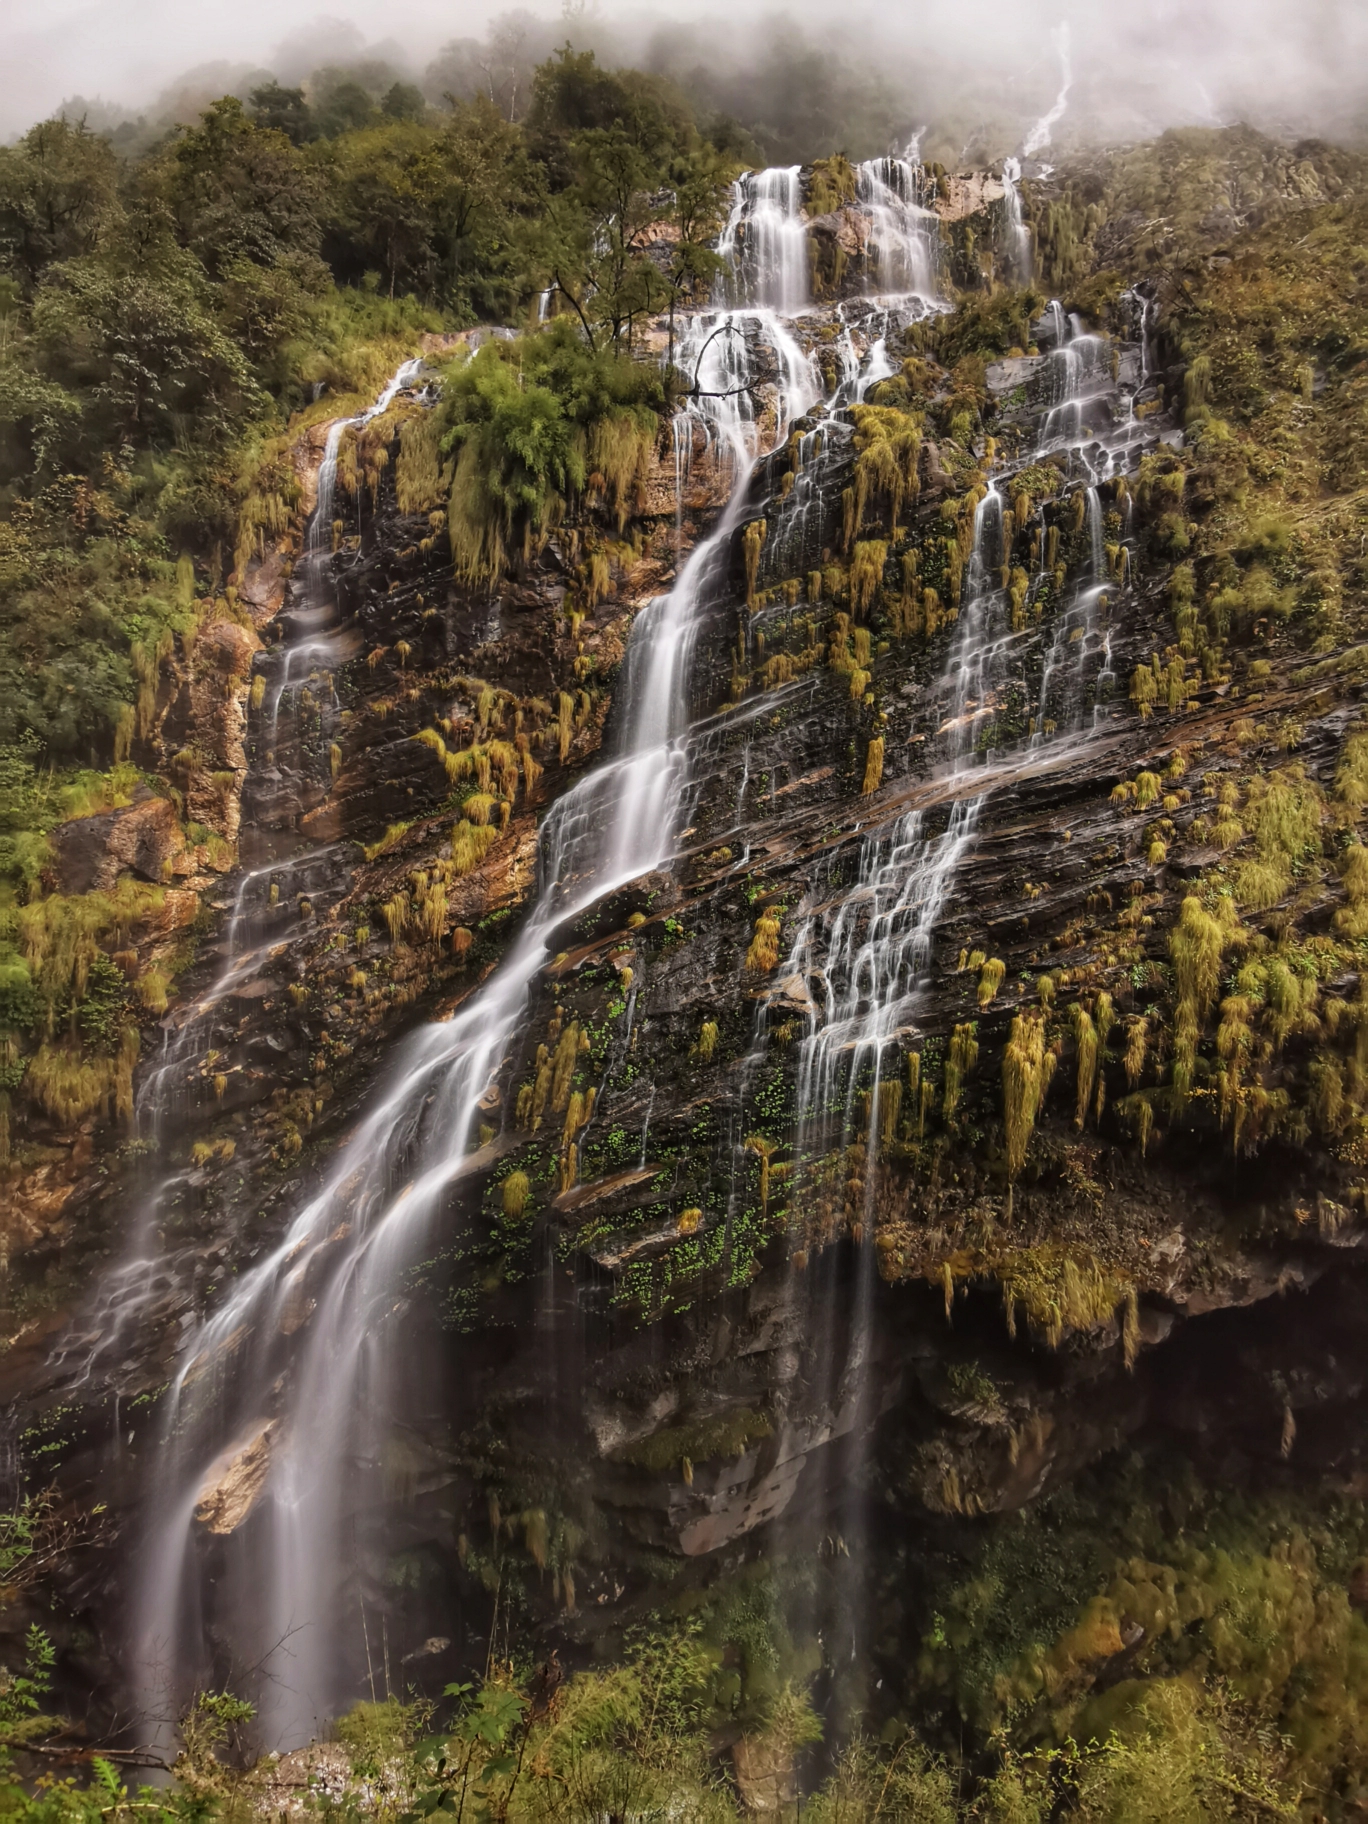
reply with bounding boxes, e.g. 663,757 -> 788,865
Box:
42,383 -> 435,1403
717,167 -> 809,316
1021,23 -> 1073,161
944,485 -> 1008,760
128,294 -> 821,1751
755,470 -> 1009,1703
707,165 -> 1167,1704
1037,329 -> 1110,456
758,304 -> 905,584
44,847 -> 351,1399
264,362 -> 422,748
1001,158 -> 1032,283
1032,485 -> 1111,744
854,153 -> 938,300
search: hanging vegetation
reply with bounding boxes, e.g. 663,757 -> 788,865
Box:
435,322 -> 666,585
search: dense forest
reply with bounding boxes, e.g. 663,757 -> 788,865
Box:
0,44 -> 740,756
0,43 -> 741,1176
3,10 -> 1368,1821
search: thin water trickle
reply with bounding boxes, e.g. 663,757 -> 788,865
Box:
757,460 -> 1005,1711
66,368 -> 425,1356
1022,23 -> 1073,160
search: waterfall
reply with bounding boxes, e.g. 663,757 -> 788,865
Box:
1036,325 -> 1109,459
674,306 -> 819,474
696,166 -> 1164,1710
759,304 -> 902,581
88,135 -> 1182,1748
792,797 -> 981,1151
126,308 -> 823,1750
265,362 -> 422,747
1001,158 -> 1032,282
854,155 -> 938,299
1041,299 -> 1068,348
42,381 -> 436,1407
1032,465 -> 1130,747
1123,285 -> 1156,384
942,486 -> 1008,761
755,471 -> 1011,1705
717,167 -> 809,315
1087,484 -> 1105,579
670,409 -> 692,552
109,147 -> 970,1743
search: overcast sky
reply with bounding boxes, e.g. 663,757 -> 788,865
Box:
3,0 -> 1365,146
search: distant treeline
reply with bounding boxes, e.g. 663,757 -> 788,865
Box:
48,10 -> 918,171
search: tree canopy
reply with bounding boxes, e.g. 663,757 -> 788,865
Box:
0,44 -> 738,768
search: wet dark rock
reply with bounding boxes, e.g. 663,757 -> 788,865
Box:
18,189 -> 1368,1746
53,793 -> 182,894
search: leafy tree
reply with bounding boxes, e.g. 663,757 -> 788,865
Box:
217,251 -> 328,379
560,125 -> 671,352
318,122 -> 447,299
314,79 -> 379,140
160,96 -> 322,279
321,101 -> 543,317
0,358 -> 80,483
383,82 -> 429,124
248,80 -> 314,146
32,208 -> 257,453
0,119 -> 120,292
526,47 -> 693,190
434,99 -> 544,317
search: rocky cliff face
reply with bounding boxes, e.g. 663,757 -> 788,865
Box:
11,129 -> 1368,1768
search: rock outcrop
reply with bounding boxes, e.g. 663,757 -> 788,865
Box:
12,134 -> 1368,1760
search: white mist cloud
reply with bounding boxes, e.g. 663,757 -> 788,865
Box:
1,0 -> 1364,148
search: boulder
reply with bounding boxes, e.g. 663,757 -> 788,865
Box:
194,1421 -> 276,1534
732,1733 -> 798,1814
53,794 -> 183,895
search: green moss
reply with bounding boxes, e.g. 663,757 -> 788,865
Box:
436,322 -> 666,584
805,155 -> 856,216
621,1408 -> 772,1475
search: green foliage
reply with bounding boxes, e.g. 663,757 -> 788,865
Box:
337,1696 -> 422,1779
911,1451 -> 1368,1812
1002,1011 -> 1053,1179
0,1625 -> 53,1739
526,48 -> 696,185
32,211 -> 259,457
317,100 -> 543,316
621,1408 -> 772,1475
438,323 -> 665,583
248,81 -> 314,146
935,288 -> 1045,364
806,155 -> 857,216
402,1631 -> 728,1823
159,97 -> 323,282
1169,893 -> 1241,1099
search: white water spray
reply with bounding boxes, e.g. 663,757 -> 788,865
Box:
854,155 -> 938,300
718,167 -> 809,316
1001,158 -> 1032,282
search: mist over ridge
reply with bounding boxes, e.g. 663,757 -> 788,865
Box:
4,0 -> 1365,159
